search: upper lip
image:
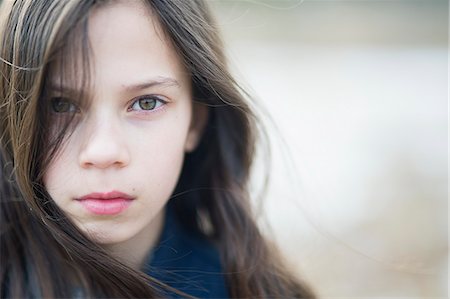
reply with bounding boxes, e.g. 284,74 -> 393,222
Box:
78,191 -> 134,200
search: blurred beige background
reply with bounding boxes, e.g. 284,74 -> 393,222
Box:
210,0 -> 448,297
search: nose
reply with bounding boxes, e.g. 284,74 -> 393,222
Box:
78,118 -> 130,169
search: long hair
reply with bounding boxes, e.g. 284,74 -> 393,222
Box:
0,0 -> 315,298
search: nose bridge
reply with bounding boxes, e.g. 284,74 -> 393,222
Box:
89,113 -> 116,143
79,110 -> 130,169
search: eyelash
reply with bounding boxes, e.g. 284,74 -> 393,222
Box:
50,95 -> 168,114
50,97 -> 80,114
127,95 -> 167,113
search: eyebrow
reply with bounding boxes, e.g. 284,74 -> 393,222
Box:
48,76 -> 180,94
122,76 -> 180,92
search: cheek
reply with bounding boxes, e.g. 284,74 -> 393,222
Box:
130,124 -> 188,195
43,142 -> 79,202
131,106 -> 191,175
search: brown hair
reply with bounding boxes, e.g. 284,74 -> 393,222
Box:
0,0 -> 315,297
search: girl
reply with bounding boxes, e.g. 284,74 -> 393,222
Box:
0,0 -> 315,298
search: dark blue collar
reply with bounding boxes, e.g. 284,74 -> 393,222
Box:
142,204 -> 229,299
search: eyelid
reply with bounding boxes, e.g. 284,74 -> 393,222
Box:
127,94 -> 168,112
50,97 -> 81,113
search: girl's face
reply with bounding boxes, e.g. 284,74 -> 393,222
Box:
43,1 -> 204,249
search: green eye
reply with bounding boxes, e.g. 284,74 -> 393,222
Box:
130,96 -> 165,111
51,98 -> 78,113
138,98 -> 156,110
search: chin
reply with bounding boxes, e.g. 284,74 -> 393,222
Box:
77,222 -> 140,245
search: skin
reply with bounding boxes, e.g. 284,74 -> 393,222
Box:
43,1 -> 206,269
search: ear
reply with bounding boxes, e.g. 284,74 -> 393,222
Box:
184,102 -> 209,152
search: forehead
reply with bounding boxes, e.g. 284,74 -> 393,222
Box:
50,0 -> 189,93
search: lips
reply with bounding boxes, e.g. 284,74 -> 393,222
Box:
77,191 -> 134,215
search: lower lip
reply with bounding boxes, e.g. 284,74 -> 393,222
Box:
78,198 -> 132,215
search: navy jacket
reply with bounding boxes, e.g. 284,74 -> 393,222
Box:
143,204 -> 229,299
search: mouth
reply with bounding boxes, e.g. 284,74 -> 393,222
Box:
76,191 -> 135,215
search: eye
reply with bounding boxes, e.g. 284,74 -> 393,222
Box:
51,97 -> 79,113
129,95 -> 166,111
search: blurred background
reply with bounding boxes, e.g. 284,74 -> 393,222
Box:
210,0 -> 448,297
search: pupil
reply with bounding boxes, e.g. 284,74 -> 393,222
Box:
139,98 -> 156,110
